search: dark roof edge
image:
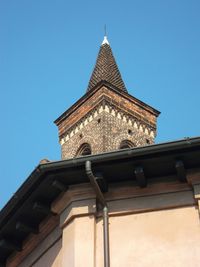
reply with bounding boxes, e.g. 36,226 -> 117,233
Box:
40,136 -> 200,170
1,136 -> 200,225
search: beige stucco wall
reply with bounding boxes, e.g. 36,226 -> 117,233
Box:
62,216 -> 96,267
18,226 -> 62,267
96,206 -> 200,267
32,238 -> 62,267
13,182 -> 200,267
17,206 -> 200,267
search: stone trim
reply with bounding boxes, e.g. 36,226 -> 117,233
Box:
106,191 -> 195,216
193,184 -> 200,200
56,182 -> 194,233
193,184 -> 200,218
60,198 -> 96,229
51,183 -> 96,215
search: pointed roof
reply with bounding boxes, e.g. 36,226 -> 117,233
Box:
87,36 -> 127,93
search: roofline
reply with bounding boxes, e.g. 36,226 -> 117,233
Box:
54,81 -> 160,126
38,136 -> 200,170
1,136 -> 200,225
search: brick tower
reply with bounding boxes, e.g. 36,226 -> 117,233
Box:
55,36 -> 160,159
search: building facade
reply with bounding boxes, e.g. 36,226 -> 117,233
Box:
0,37 -> 200,267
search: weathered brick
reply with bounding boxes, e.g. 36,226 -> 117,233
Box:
54,40 -> 160,159
55,84 -> 159,159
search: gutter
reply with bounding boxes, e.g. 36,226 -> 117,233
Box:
85,160 -> 110,267
1,137 -> 200,226
39,136 -> 200,171
0,137 -> 200,265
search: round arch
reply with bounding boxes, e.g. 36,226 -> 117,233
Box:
76,143 -> 92,156
119,140 -> 135,149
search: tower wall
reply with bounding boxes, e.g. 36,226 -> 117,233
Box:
55,37 -> 160,160
61,101 -> 155,159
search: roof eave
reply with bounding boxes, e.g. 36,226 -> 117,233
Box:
1,136 -> 200,264
1,136 -> 200,225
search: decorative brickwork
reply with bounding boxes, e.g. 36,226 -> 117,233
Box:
60,95 -> 156,159
54,38 -> 160,159
61,106 -> 154,158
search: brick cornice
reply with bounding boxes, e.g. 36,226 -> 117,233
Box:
58,87 -> 158,140
54,81 -> 160,127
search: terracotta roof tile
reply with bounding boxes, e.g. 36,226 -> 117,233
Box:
87,42 -> 127,93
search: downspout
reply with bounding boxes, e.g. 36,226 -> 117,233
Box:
85,161 -> 110,267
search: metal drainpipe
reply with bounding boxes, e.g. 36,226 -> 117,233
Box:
85,161 -> 110,267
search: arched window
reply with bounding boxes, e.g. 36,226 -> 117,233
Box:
119,140 -> 135,149
76,143 -> 92,156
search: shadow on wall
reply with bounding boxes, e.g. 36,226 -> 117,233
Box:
32,238 -> 62,267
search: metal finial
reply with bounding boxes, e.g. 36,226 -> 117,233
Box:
102,25 -> 109,45
104,24 -> 107,36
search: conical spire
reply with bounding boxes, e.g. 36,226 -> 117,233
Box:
87,36 -> 127,93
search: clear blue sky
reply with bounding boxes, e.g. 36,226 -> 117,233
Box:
0,0 -> 200,208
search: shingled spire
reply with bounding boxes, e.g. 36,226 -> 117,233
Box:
87,36 -> 127,93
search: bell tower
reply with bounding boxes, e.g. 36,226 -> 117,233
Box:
54,36 -> 160,159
